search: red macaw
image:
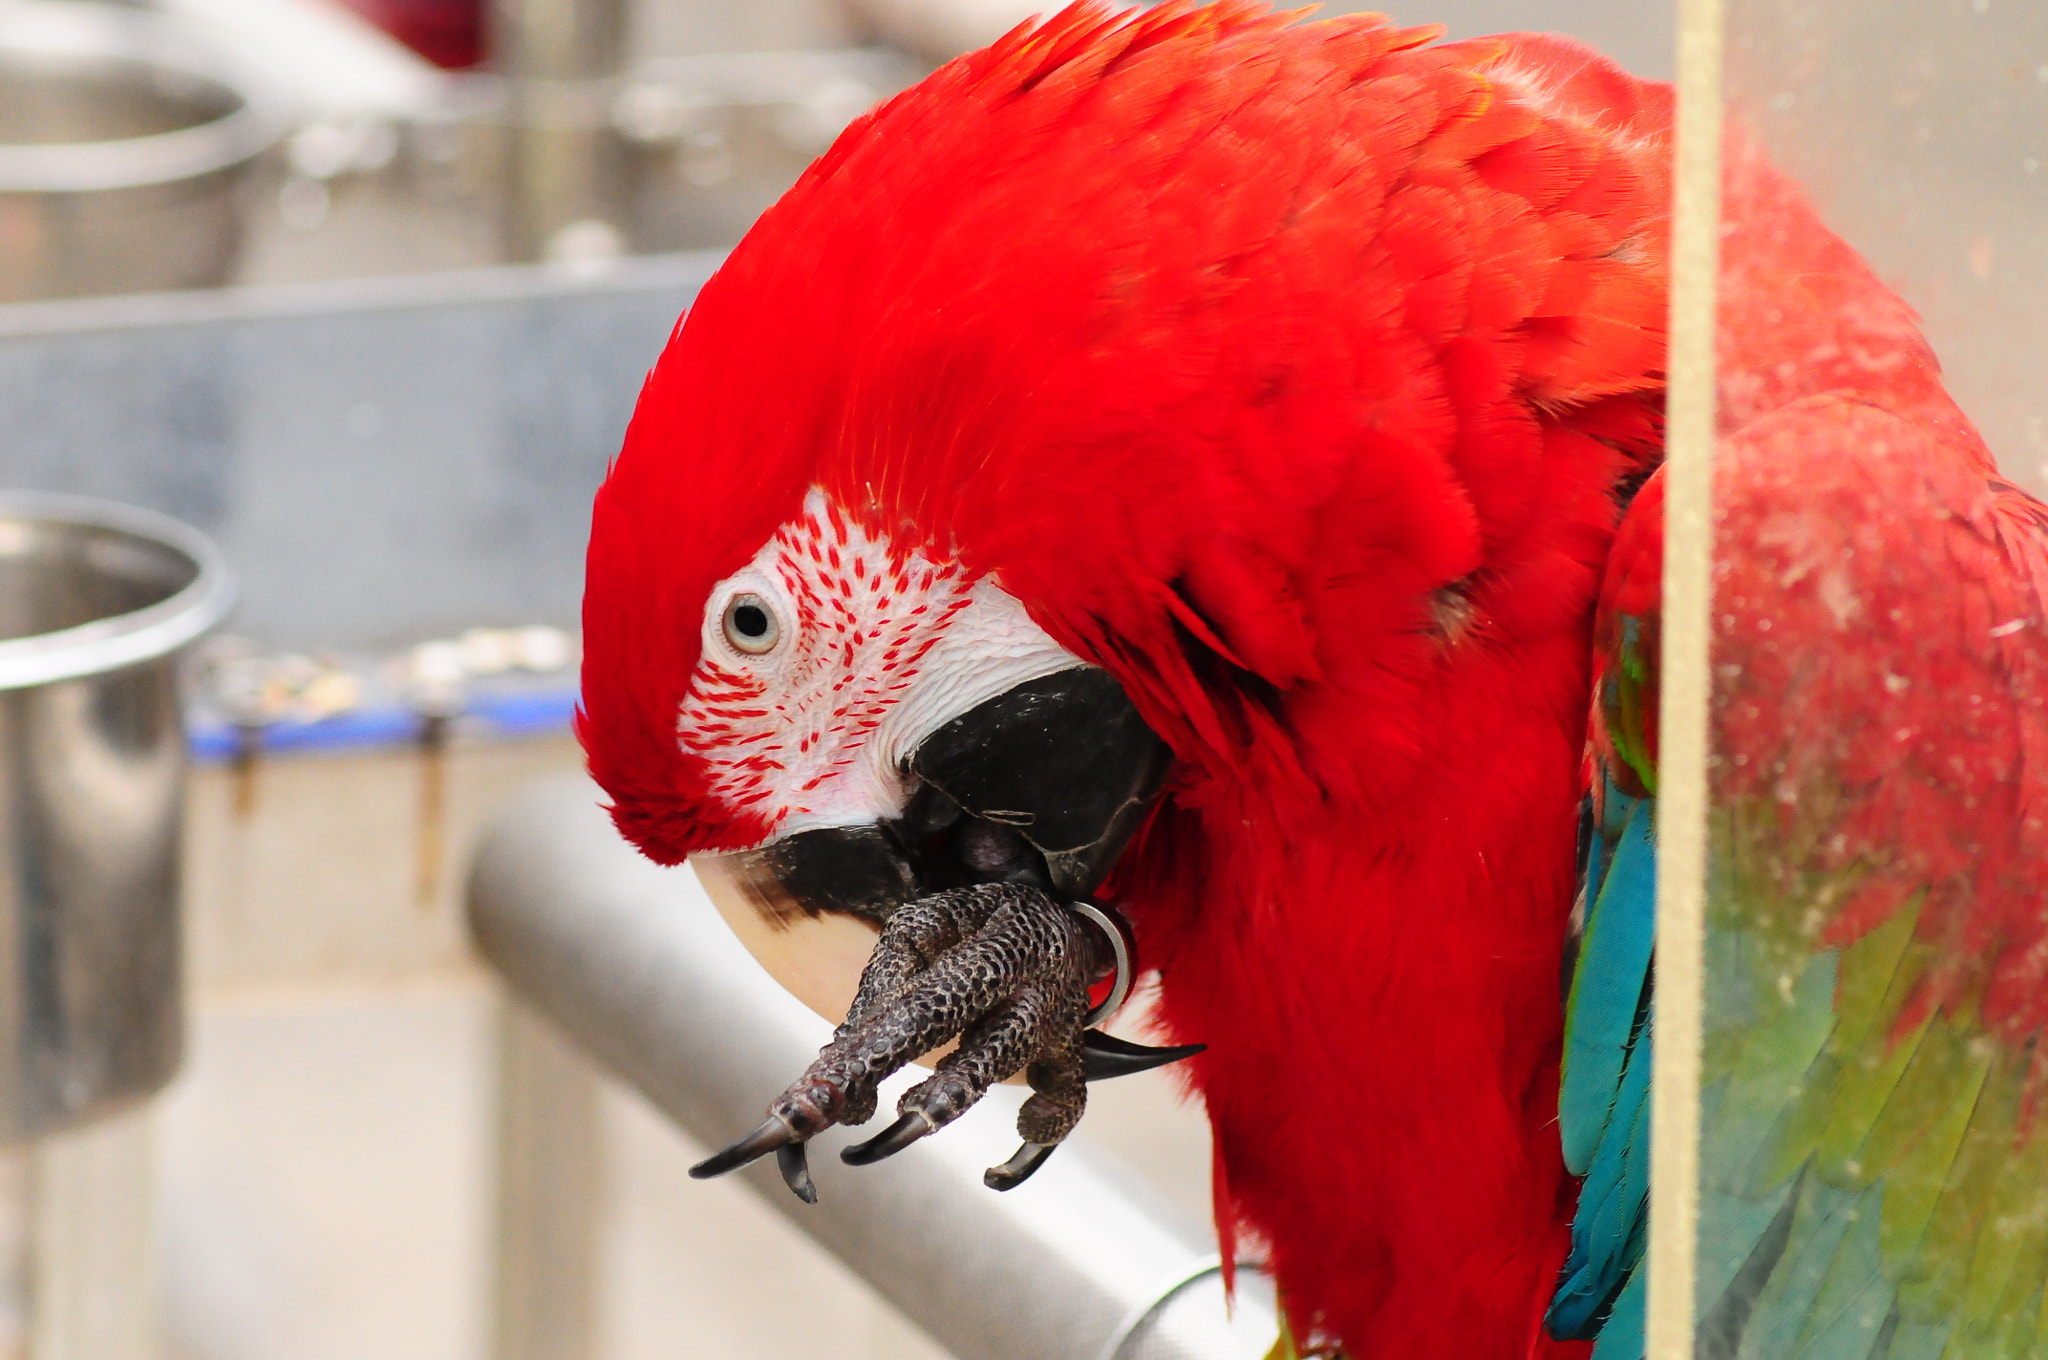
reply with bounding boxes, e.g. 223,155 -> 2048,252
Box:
576,5 -> 2048,1357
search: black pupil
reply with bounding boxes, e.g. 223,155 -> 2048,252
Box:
732,603 -> 770,638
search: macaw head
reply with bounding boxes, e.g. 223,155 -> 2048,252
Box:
578,1 -> 1336,940
578,0 -> 1667,943
581,468 -> 1171,935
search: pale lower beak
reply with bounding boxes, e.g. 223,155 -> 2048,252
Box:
690,851 -> 884,1027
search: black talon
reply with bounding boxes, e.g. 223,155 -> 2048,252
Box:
1079,1029 -> 1206,1082
984,1141 -> 1057,1191
840,1111 -> 933,1166
777,1143 -> 818,1203
690,1117 -> 799,1179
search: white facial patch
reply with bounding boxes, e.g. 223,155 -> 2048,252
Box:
678,487 -> 1085,844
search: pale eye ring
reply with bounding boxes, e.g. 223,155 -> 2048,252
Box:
721,593 -> 781,655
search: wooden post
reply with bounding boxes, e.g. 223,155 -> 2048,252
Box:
1646,1 -> 1724,1356
29,1109 -> 159,1360
487,996 -> 606,1360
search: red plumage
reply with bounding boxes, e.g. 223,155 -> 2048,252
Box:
1569,120 -> 2048,1355
576,4 -> 1970,1353
1590,130 -> 2048,1071
1677,136 -> 2048,1076
580,6 -> 1670,1352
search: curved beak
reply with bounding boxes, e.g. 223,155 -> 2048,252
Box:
692,667 -> 1172,1019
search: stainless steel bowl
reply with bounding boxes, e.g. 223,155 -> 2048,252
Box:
0,1 -> 279,301
0,493 -> 232,1141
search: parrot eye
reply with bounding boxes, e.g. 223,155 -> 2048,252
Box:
721,594 -> 781,655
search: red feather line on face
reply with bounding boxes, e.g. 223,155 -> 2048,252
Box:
673,490 -> 971,849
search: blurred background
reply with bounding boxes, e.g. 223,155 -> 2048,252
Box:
15,0 -> 2032,1357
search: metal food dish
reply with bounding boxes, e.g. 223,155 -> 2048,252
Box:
0,0 -> 279,300
0,492 -> 234,689
0,492 -> 233,1140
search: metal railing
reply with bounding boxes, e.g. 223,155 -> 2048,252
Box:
467,775 -> 1279,1360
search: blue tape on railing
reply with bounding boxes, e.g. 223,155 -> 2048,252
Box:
188,684 -> 580,763
466,688 -> 580,737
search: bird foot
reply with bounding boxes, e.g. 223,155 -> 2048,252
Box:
689,883 -> 1201,1199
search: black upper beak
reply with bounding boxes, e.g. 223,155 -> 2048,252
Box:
912,667 -> 1173,898
718,667 -> 1172,928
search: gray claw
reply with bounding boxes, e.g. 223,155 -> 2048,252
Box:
690,1116 -> 799,1179
1079,1029 -> 1206,1082
984,1141 -> 1056,1191
777,1143 -> 818,1203
840,1110 -> 933,1166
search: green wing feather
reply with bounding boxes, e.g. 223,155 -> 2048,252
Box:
1694,395 -> 2048,1360
1564,387 -> 2048,1360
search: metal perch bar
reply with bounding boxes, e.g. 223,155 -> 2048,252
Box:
467,775 -> 1279,1360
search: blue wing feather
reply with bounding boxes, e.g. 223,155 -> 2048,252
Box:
1549,782 -> 1658,1343
1591,1270 -> 1649,1360
1551,1016 -> 1653,1337
1549,792 -> 1877,1360
1558,787 -> 1658,1175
